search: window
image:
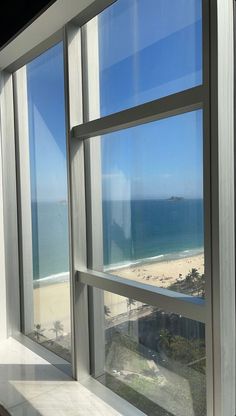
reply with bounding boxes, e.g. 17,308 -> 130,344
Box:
93,110 -> 204,298
14,0 -> 208,410
100,292 -> 206,416
77,0 -> 208,413
9,0 -> 235,415
87,0 -> 202,118
15,43 -> 71,361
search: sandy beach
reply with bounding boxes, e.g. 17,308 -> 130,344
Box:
33,280 -> 71,337
32,253 -> 204,338
105,253 -> 204,316
111,253 -> 204,289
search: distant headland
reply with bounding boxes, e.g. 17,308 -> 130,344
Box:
167,196 -> 184,201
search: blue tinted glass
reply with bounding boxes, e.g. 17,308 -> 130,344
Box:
26,43 -> 71,361
27,43 -> 69,279
93,110 -> 204,298
98,292 -> 206,415
91,0 -> 202,117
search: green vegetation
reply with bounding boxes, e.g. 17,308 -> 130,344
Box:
106,332 -> 149,373
102,373 -> 173,416
168,268 -> 205,298
159,330 -> 206,373
104,328 -> 206,416
159,329 -> 173,350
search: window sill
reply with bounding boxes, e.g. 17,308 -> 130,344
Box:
0,337 -> 144,416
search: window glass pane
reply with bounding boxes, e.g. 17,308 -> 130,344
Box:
25,43 -> 71,361
96,291 -> 206,415
87,0 -> 202,119
92,110 -> 204,298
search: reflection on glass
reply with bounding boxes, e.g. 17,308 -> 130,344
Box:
97,292 -> 206,416
25,43 -> 71,361
87,0 -> 202,118
94,110 -> 204,298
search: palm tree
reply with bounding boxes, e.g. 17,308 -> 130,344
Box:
186,268 -> 201,293
186,268 -> 199,282
191,268 -> 200,283
34,323 -> 45,342
126,298 -> 136,314
200,274 -> 206,298
126,298 -> 136,335
104,305 -> 111,316
50,320 -> 64,340
159,329 -> 172,352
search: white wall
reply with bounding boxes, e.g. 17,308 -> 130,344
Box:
0,73 -> 7,340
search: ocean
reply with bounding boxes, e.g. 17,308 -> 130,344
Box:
103,199 -> 203,269
32,202 -> 69,280
32,199 -> 204,280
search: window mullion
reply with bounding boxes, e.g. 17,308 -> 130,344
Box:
13,68 -> 34,335
63,23 -> 89,381
81,20 -> 106,379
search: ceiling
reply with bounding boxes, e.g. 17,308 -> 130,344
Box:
0,0 -> 56,49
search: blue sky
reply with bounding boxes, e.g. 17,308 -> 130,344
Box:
27,0 -> 203,202
102,110 -> 203,200
27,43 -> 67,202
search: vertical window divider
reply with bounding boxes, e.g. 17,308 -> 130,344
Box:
0,71 -> 20,337
13,68 -> 34,335
202,0 -> 214,414
63,23 -> 89,381
209,0 -> 235,415
0,73 -> 8,341
81,19 -> 106,379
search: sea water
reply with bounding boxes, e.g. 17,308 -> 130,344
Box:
31,201 -> 69,280
103,199 -> 203,269
32,199 -> 204,280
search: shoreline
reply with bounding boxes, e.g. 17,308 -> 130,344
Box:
113,252 -> 204,292
33,253 -> 204,326
33,272 -> 70,288
105,247 -> 204,273
32,253 -> 204,335
33,247 -> 204,287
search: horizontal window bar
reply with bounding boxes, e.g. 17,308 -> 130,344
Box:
78,269 -> 205,323
72,85 -> 205,140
